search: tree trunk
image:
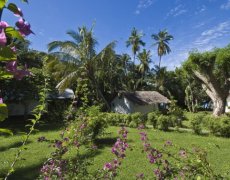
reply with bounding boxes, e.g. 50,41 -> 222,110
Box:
194,70 -> 228,116
89,74 -> 111,111
159,56 -> 162,68
213,98 -> 226,116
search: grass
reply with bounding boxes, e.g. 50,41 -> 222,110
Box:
0,119 -> 230,179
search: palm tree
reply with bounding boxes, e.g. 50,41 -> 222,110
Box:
126,28 -> 145,65
48,25 -> 116,110
138,49 -> 151,76
152,30 -> 173,68
153,65 -> 168,92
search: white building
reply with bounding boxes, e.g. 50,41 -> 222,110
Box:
7,88 -> 75,116
111,91 -> 170,114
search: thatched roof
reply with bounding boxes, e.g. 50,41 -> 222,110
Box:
120,91 -> 170,105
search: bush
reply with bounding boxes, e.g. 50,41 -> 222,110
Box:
103,113 -> 131,126
82,106 -> 108,140
131,112 -> 145,125
157,115 -> 171,131
129,121 -> 138,128
190,114 -> 204,135
168,100 -> 185,127
147,112 -> 159,128
208,115 -> 230,137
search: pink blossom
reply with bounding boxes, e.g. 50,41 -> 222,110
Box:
0,21 -> 9,28
103,162 -> 113,171
6,61 -> 32,80
16,18 -> 34,36
0,21 -> 8,46
0,98 -> 3,104
11,46 -> 17,52
179,150 -> 187,158
6,61 -> 17,72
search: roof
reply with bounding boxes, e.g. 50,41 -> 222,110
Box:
119,91 -> 170,105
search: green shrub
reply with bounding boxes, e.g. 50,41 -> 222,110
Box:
208,115 -> 230,137
168,100 -> 185,127
79,106 -> 108,140
128,121 -> 138,128
190,114 -> 204,135
157,115 -> 171,131
87,113 -> 107,139
103,113 -> 131,126
147,112 -> 159,128
131,112 -> 146,125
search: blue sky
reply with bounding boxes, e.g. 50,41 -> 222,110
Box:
3,0 -> 230,69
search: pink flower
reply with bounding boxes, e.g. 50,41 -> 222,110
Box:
0,98 -> 3,104
11,46 -> 17,52
0,21 -> 9,29
0,21 -> 9,46
16,18 -> 34,36
6,61 -> 17,72
6,61 -> 32,80
103,163 -> 113,171
179,150 -> 187,158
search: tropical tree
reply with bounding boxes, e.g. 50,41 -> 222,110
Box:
183,45 -> 230,116
48,26 -> 117,110
126,28 -> 145,64
137,49 -> 152,81
152,30 -> 173,68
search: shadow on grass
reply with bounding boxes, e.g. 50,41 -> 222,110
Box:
94,137 -> 117,148
0,116 -> 64,135
0,140 -> 32,152
0,159 -> 45,180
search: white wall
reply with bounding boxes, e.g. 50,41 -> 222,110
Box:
111,96 -> 132,114
132,103 -> 158,114
7,100 -> 39,116
111,96 -> 158,114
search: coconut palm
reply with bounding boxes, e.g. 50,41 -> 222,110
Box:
48,25 -> 116,110
152,30 -> 173,68
138,49 -> 152,76
126,28 -> 145,65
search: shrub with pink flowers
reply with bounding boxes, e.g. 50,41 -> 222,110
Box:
137,125 -> 224,179
0,0 -> 33,125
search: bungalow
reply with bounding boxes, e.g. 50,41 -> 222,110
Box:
7,88 -> 75,116
111,91 -> 170,114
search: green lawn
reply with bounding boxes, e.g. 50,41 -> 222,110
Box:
0,124 -> 230,179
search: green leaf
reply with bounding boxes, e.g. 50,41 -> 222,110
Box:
0,46 -> 17,61
0,128 -> 13,135
0,70 -> 13,79
0,103 -> 8,122
5,27 -> 24,41
7,3 -> 22,16
0,0 -> 8,10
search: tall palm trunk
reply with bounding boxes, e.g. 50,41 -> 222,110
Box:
159,56 -> 162,68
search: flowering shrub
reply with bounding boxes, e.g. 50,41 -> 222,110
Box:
97,127 -> 129,179
138,128 -> 225,179
39,118 -> 97,179
0,0 -> 33,125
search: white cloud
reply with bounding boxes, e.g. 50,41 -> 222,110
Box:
195,5 -> 206,15
167,5 -> 187,17
220,0 -> 230,10
194,21 -> 230,46
193,22 -> 206,29
135,0 -> 154,15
